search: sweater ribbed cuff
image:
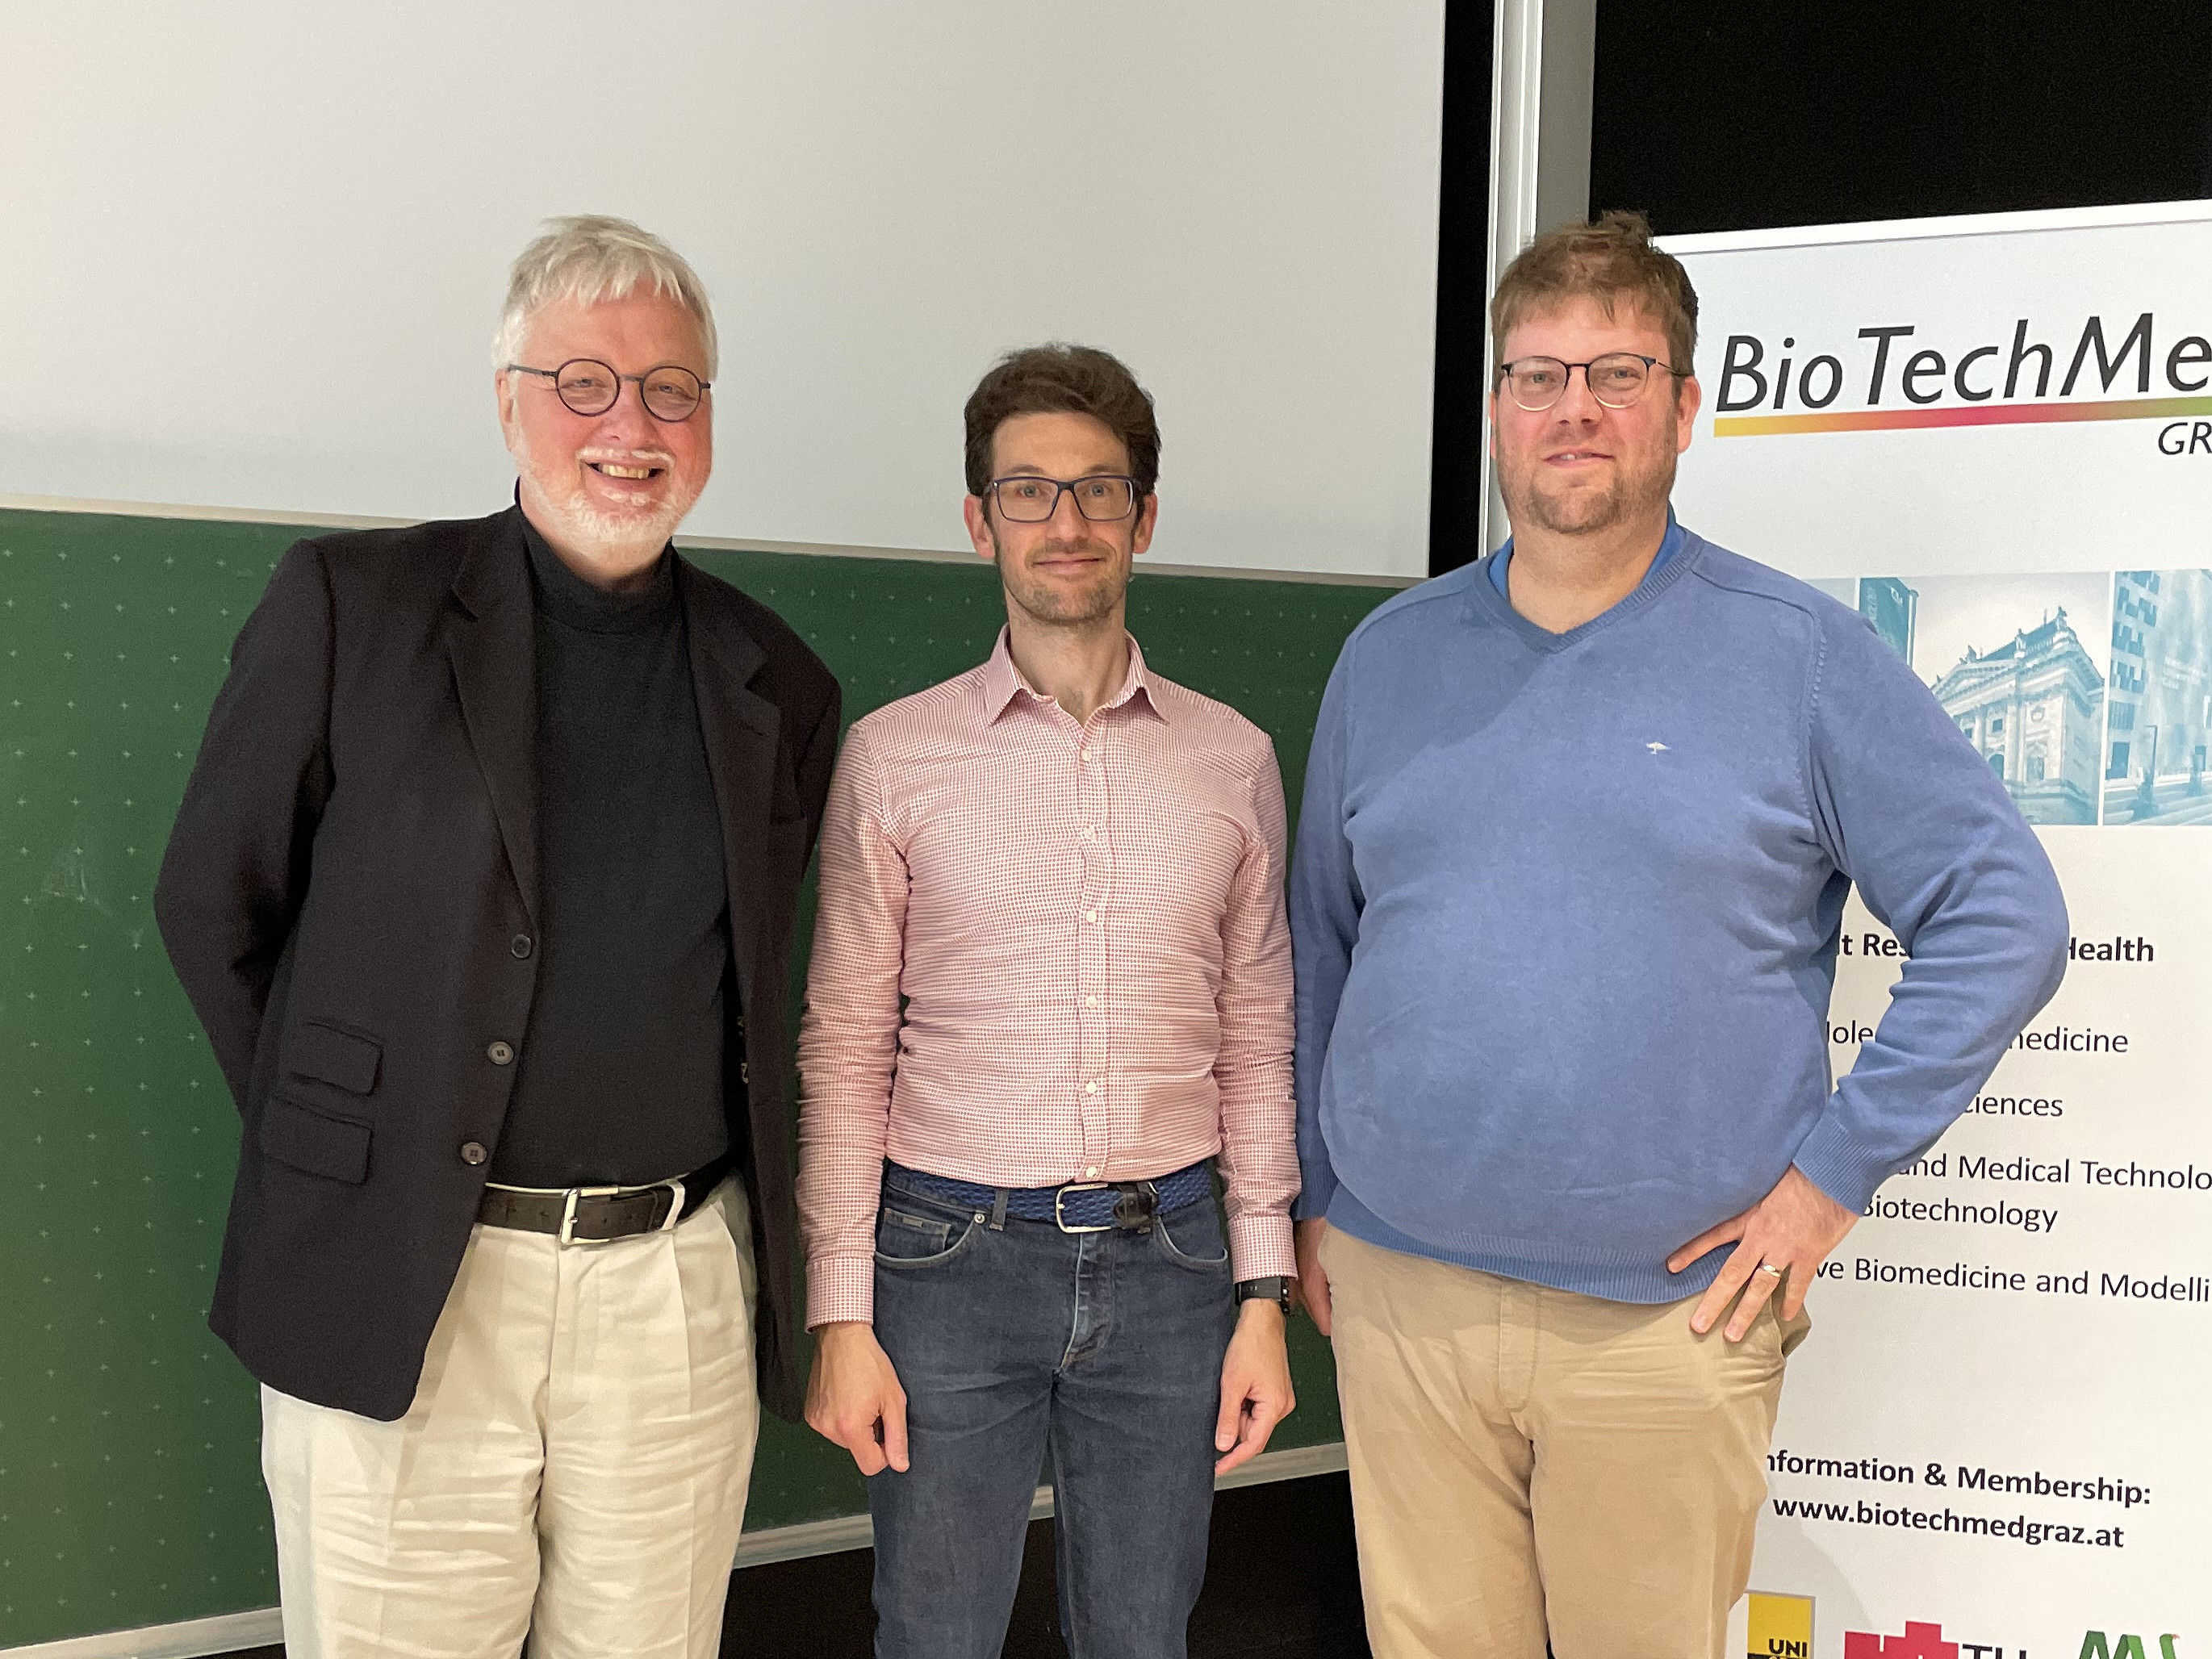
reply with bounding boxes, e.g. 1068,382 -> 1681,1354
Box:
1291,1171 -> 1337,1223
1791,1116 -> 1888,1215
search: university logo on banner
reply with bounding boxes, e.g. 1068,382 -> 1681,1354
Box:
1843,1620 -> 2038,1657
1845,1622 -> 1958,1659
1748,1592 -> 1814,1658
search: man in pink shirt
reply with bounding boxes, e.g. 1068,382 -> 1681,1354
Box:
797,344 -> 1300,1657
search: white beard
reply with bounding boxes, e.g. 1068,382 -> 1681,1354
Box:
534,487 -> 686,562
515,434 -> 702,566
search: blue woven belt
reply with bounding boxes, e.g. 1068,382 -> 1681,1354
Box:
884,1158 -> 1214,1232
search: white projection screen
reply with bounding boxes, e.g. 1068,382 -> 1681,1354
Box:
2,3 -> 1445,579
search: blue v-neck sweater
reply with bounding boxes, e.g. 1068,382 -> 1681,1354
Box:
1290,528 -> 2069,1301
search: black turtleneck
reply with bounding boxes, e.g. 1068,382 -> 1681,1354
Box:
489,518 -> 733,1188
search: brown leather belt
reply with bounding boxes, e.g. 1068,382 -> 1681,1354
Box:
479,1154 -> 733,1245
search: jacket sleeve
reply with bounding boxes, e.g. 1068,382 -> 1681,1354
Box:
153,542 -> 335,1109
793,668 -> 843,861
1289,642 -> 1364,1222
1792,608 -> 2071,1212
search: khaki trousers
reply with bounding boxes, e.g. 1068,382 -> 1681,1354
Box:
1321,1225 -> 1808,1659
262,1179 -> 760,1659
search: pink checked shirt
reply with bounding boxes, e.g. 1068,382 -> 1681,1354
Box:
797,630 -> 1298,1327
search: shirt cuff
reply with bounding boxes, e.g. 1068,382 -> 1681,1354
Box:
1227,1212 -> 1297,1281
805,1252 -> 876,1329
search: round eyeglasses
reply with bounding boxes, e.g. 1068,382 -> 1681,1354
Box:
1496,353 -> 1687,412
506,358 -> 709,422
986,474 -> 1144,524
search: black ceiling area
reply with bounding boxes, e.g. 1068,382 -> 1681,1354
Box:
1431,0 -> 2212,571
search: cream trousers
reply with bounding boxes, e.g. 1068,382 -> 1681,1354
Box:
262,1179 -> 759,1659
1322,1224 -> 1808,1659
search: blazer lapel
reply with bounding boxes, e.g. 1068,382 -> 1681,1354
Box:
679,560 -> 776,1010
447,510 -> 542,926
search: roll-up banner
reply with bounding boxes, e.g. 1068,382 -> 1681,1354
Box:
1665,201 -> 2212,1658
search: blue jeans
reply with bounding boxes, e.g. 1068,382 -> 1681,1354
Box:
866,1166 -> 1236,1659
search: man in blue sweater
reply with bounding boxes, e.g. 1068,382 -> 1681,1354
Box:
1289,212 -> 2068,1657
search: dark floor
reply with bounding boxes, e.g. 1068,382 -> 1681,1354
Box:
728,1472 -> 1369,1659
218,1470 -> 1369,1658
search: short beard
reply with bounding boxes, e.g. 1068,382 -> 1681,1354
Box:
1519,470 -> 1634,537
991,525 -> 1127,628
534,491 -> 687,564
1503,443 -> 1677,541
516,437 -> 700,566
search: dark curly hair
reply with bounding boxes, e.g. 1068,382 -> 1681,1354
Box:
963,343 -> 1161,499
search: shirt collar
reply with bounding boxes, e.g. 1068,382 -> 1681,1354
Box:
978,627 -> 1166,727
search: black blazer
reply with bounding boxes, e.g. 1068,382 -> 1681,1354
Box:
155,508 -> 839,1422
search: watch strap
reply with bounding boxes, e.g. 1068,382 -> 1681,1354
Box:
1235,1275 -> 1292,1311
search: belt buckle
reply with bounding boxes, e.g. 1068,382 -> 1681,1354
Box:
557,1179 -> 687,1246
558,1185 -> 625,1247
1052,1181 -> 1114,1234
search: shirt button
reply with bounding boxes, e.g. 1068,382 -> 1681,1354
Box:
1086,1166 -> 1100,1178
459,1141 -> 488,1165
486,1041 -> 515,1066
1080,747 -> 1093,762
1080,826 -> 1094,842
1086,995 -> 1101,1009
509,934 -> 533,959
1085,1080 -> 1098,1094
1083,910 -> 1098,924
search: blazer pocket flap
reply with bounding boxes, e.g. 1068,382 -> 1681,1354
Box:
260,1094 -> 372,1184
287,1020 -> 382,1094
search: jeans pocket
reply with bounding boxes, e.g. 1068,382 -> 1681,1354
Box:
1152,1199 -> 1231,1272
873,1204 -> 977,1270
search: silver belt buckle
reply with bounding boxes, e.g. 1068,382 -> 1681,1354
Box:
1052,1181 -> 1114,1234
557,1179 -> 686,1246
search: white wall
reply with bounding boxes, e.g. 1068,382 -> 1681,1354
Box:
3,2 -> 1443,577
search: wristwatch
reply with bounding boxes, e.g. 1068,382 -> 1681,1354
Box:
1234,1275 -> 1292,1314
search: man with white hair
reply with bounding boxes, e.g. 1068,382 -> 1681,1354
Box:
156,215 -> 841,1657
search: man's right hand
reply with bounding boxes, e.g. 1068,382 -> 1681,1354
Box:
1293,1218 -> 1333,1336
805,1322 -> 909,1475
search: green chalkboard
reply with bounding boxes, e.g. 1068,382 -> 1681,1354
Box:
0,507 -> 1399,1650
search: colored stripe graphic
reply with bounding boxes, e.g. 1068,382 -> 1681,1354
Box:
1715,394 -> 2212,437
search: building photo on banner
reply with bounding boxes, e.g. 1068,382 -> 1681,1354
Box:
1667,201 -> 2212,1655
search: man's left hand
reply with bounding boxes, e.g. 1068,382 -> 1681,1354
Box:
1667,1165 -> 1859,1340
1215,1299 -> 1295,1476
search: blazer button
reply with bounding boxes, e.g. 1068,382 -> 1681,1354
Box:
460,1141 -> 488,1165
510,934 -> 533,959
487,1040 -> 515,1066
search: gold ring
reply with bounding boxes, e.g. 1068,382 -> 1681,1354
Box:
1756,1263 -> 1784,1277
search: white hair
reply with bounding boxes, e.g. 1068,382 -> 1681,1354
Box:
492,214 -> 718,376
